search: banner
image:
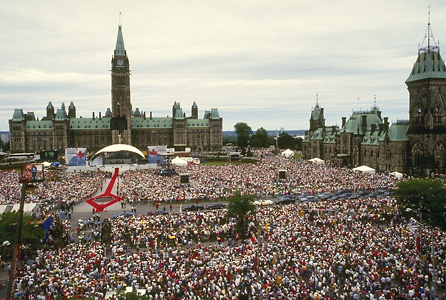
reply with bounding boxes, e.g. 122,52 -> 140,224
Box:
65,148 -> 87,166
147,146 -> 167,164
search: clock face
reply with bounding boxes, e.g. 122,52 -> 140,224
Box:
117,59 -> 124,66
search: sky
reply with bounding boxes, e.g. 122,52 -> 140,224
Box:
1,0 -> 446,132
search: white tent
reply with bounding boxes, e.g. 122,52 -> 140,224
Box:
11,203 -> 39,215
0,205 -> 10,215
281,149 -> 294,158
353,165 -> 375,174
171,156 -> 187,166
309,157 -> 325,164
390,171 -> 403,179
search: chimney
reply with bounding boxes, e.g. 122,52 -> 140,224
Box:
342,117 -> 346,127
150,112 -> 152,120
362,115 -> 367,133
144,112 -> 146,120
92,112 -> 95,120
99,112 -> 102,120
384,117 -> 389,130
371,124 -> 376,133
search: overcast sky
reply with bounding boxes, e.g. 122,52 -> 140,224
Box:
1,0 -> 446,132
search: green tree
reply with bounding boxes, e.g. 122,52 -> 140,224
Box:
394,179 -> 446,230
234,122 -> 252,150
0,139 -> 9,152
277,132 -> 294,149
277,132 -> 302,150
226,193 -> 256,238
0,212 -> 44,258
250,127 -> 274,148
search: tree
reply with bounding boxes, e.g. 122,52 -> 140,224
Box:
234,122 -> 252,150
0,212 -> 44,258
226,193 -> 256,238
277,132 -> 303,150
0,139 -> 9,152
250,127 -> 274,148
277,132 -> 294,149
394,179 -> 446,230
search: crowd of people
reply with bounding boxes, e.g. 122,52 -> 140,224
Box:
1,151 -> 446,299
118,154 -> 397,203
0,169 -> 107,216
13,195 -> 446,299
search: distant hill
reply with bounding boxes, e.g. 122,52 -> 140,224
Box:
223,130 -> 305,138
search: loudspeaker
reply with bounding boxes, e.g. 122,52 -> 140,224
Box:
279,170 -> 286,179
180,174 -> 189,184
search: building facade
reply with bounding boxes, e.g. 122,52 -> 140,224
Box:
303,22 -> 446,176
9,24 -> 223,155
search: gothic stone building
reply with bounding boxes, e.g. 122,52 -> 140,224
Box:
9,24 -> 223,155
303,23 -> 446,176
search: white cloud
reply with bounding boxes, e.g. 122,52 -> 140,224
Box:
1,0 -> 445,132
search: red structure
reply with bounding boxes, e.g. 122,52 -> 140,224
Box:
86,168 -> 122,212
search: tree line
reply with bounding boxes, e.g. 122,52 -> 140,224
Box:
231,122 -> 302,154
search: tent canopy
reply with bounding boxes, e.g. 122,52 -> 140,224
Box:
390,171 -> 403,179
171,156 -> 187,166
281,149 -> 294,158
91,144 -> 145,160
353,165 -> 375,174
309,157 -> 325,164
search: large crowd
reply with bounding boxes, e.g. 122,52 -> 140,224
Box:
118,154 -> 397,203
0,169 -> 107,216
1,152 -> 446,299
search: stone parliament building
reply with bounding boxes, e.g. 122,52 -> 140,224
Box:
303,21 -> 446,176
9,24 -> 223,155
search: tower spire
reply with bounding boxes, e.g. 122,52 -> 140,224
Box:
420,5 -> 438,54
428,5 -> 431,50
114,15 -> 126,57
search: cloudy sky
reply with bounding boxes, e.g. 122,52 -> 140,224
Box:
1,0 -> 445,132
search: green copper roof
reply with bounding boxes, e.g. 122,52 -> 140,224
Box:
322,126 -> 339,143
114,25 -> 126,57
25,120 -> 52,130
70,118 -> 111,130
12,109 -> 25,121
388,121 -> 409,141
209,108 -> 220,119
187,119 -> 210,127
310,128 -> 324,140
55,108 -> 67,120
132,117 -> 173,129
406,50 -> 446,83
174,108 -> 184,119
361,131 -> 380,145
341,110 -> 382,135
311,103 -> 322,120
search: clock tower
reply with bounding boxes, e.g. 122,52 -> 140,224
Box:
111,23 -> 132,145
406,16 -> 446,175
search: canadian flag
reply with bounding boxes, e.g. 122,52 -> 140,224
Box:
250,234 -> 257,244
